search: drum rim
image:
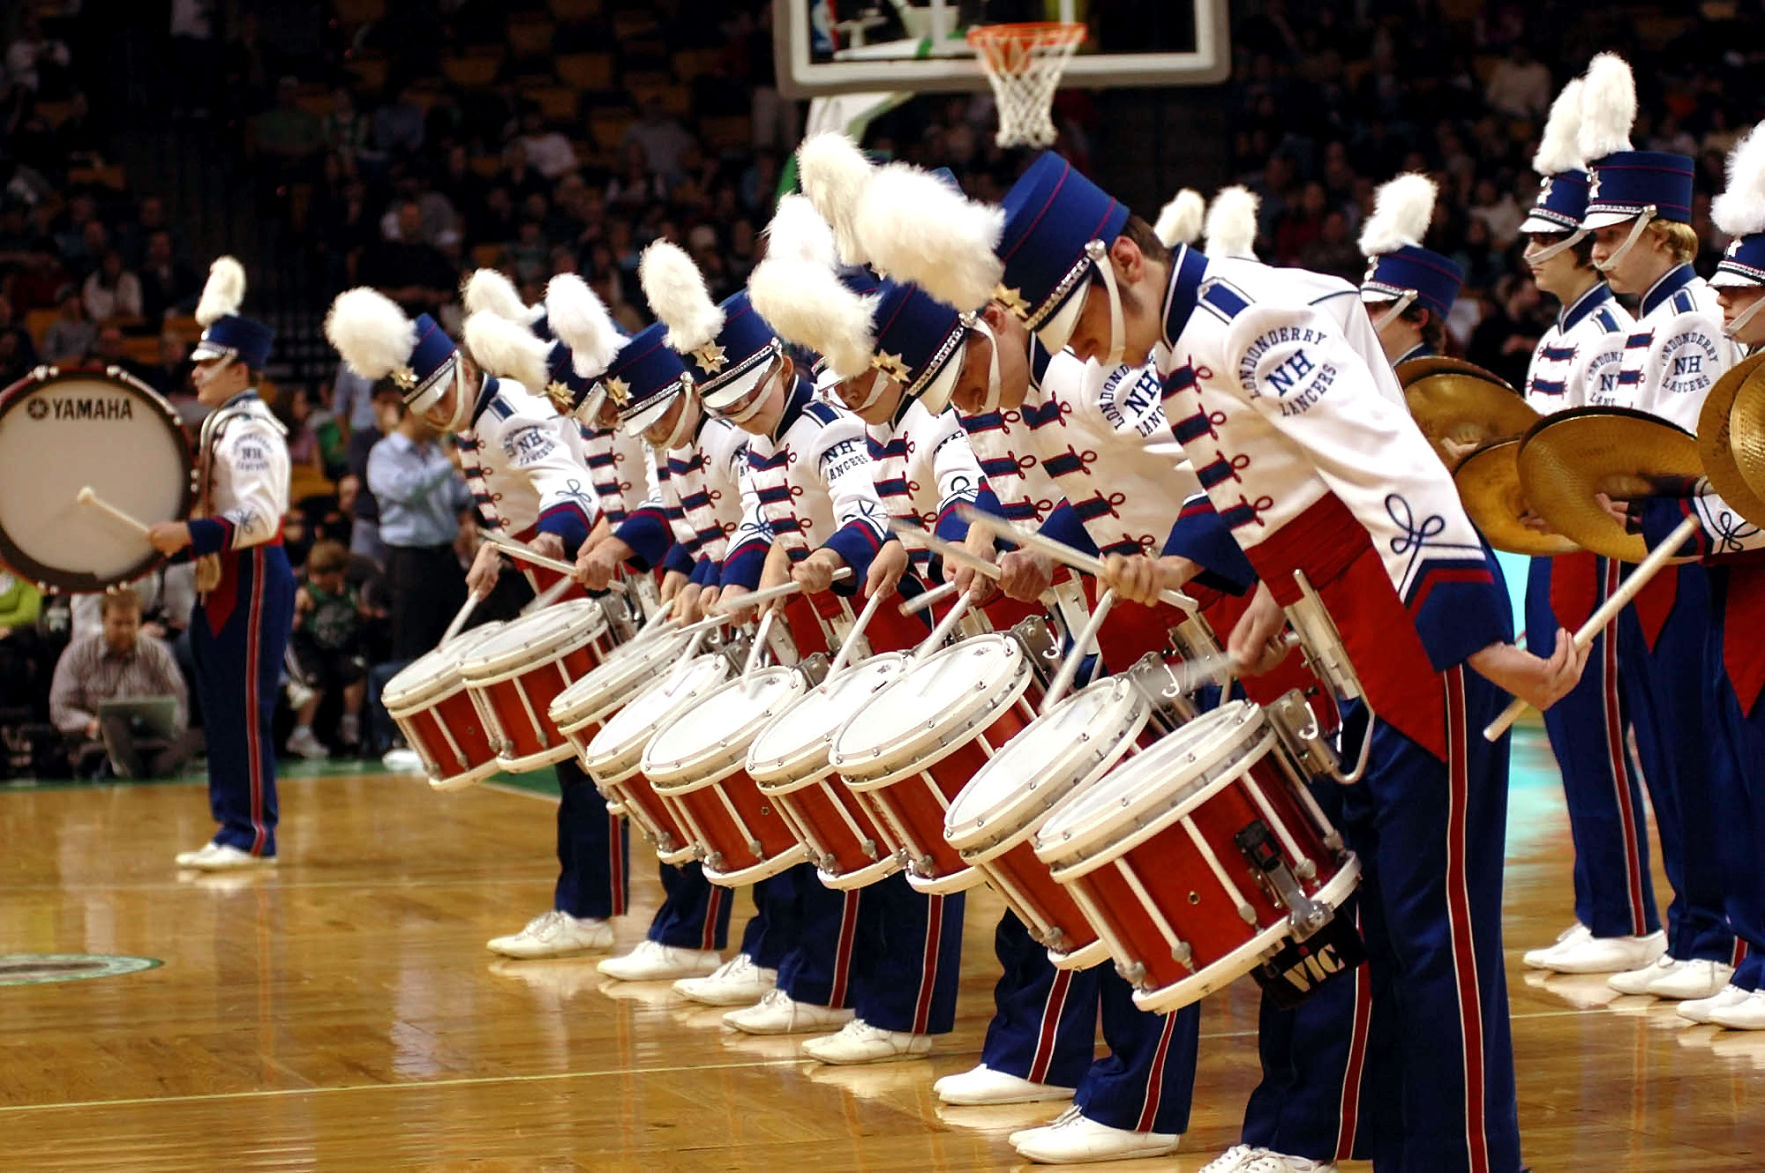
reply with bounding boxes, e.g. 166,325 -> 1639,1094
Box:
457,599 -> 609,680
944,676 -> 1150,855
579,654 -> 732,779
0,366 -> 195,593
643,666 -> 807,788
702,842 -> 812,887
549,631 -> 692,729
829,636 -> 1033,781
906,861 -> 983,895
817,853 -> 904,889
382,622 -> 508,710
427,757 -> 504,791
1034,701 -> 1268,869
746,653 -> 909,784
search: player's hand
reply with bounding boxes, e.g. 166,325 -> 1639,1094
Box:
997,549 -> 1053,602
1227,582 -> 1291,676
660,569 -> 689,604
1101,553 -> 1198,607
1469,630 -> 1589,712
529,532 -> 566,562
714,584 -> 750,619
695,585 -> 721,620
864,540 -> 910,600
147,521 -> 192,556
573,544 -> 623,592
792,548 -> 846,597
672,581 -> 703,623
953,527 -> 1000,604
466,542 -> 503,596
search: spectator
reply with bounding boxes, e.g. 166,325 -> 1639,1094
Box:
141,332 -> 194,400
366,403 -> 470,661
1298,209 -> 1362,283
517,108 -> 578,180
497,140 -> 550,206
1468,274 -> 1547,388
1482,45 -> 1550,120
82,250 -> 144,322
287,540 -> 370,758
331,360 -> 379,433
0,293 -> 37,385
358,199 -> 457,314
372,85 -> 427,159
281,385 -> 326,482
345,384 -> 404,564
49,588 -> 194,779
138,230 -> 200,323
621,96 -> 695,182
254,77 -> 326,172
6,14 -> 72,97
93,324 -> 136,376
43,291 -> 96,363
322,87 -> 372,162
0,570 -> 44,717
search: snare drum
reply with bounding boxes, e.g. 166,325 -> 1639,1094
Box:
457,600 -> 616,772
381,622 -> 508,791
549,631 -> 694,767
829,634 -> 1039,894
944,676 -> 1154,969
1035,700 -> 1360,1014
645,668 -> 811,885
579,654 -> 732,862
748,655 -> 910,890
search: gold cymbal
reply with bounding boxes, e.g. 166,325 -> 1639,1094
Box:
1452,439 -> 1580,556
1516,407 -> 1703,561
1729,355 -> 1765,516
1698,352 -> 1765,529
1400,358 -> 1540,462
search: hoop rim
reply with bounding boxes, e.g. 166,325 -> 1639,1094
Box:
965,21 -> 1088,50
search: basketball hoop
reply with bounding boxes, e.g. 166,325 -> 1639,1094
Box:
967,22 -> 1086,149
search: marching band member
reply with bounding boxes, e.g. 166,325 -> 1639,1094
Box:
1577,53 -> 1743,1002
149,258 -> 294,871
1510,77 -> 1663,976
641,242 -> 966,1063
1204,186 -> 1263,262
857,146 -> 1585,1172
1358,174 -> 1466,368
324,287 -> 631,961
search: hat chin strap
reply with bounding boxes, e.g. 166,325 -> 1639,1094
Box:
847,369 -> 891,413
970,317 -> 1005,414
1525,228 -> 1588,265
1086,241 -> 1127,367
1593,207 -> 1657,274
1371,290 -> 1418,333
1725,290 -> 1765,340
443,359 -> 474,434
660,391 -> 697,449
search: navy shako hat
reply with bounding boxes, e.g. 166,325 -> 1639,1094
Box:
1359,173 -> 1464,321
596,322 -> 694,434
995,151 -> 1131,351
1576,53 -> 1694,230
1520,76 -> 1593,236
191,257 -> 275,371
1711,123 -> 1765,291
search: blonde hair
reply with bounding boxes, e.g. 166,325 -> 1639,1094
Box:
306,539 -> 349,576
1647,219 -> 1700,264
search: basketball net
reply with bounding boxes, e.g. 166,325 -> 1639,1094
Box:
967,22 -> 1085,149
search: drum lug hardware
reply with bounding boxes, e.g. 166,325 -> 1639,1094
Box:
705,850 -> 724,870
1116,960 -> 1147,987
747,838 -> 764,856
1171,941 -> 1194,969
1041,926 -> 1067,949
1266,690 -> 1343,781
1235,820 -> 1333,940
820,852 -> 839,870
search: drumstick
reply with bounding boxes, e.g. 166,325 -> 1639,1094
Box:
899,580 -> 959,616
440,589 -> 486,646
482,530 -> 627,594
1482,514 -> 1699,741
912,590 -> 974,664
710,568 -> 853,617
955,505 -> 1198,614
1040,587 -> 1117,715
521,573 -> 577,615
828,590 -> 889,677
741,608 -> 779,687
76,486 -> 151,536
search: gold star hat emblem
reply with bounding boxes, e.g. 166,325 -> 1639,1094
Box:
391,366 -> 418,391
995,285 -> 1031,320
691,341 -> 728,374
602,376 -> 631,407
545,380 -> 575,411
871,351 -> 912,382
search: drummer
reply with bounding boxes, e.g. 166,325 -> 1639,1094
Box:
860,146 -> 1588,1170
1507,76 -> 1663,977
1621,121 -> 1765,1028
147,257 -> 295,871
325,288 -> 631,962
1575,52 -> 1743,1004
640,242 -> 967,1065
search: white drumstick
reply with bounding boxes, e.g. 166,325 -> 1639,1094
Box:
741,608 -> 779,687
483,530 -> 626,593
76,486 -> 151,537
828,590 -> 889,678
912,590 -> 974,664
440,589 -> 486,646
1040,587 -> 1117,715
955,504 -> 1198,614
1483,514 -> 1699,741
521,573 -> 577,615
899,580 -> 959,616
710,568 -> 853,617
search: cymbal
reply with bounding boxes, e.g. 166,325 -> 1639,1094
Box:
1452,439 -> 1579,557
1400,358 -> 1541,463
1517,407 -> 1703,561
1698,352 -> 1765,529
1729,355 -> 1765,516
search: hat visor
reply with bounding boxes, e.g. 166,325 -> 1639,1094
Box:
407,364 -> 458,415
1711,268 -> 1762,288
917,348 -> 965,415
812,366 -> 843,397
621,390 -> 679,436
701,360 -> 776,411
1580,209 -> 1643,231
190,342 -> 233,362
1519,213 -> 1579,235
1034,273 -> 1093,355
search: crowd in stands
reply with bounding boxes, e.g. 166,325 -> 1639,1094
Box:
2,0 -> 1762,779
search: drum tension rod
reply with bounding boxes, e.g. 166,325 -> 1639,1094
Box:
1233,822 -> 1333,939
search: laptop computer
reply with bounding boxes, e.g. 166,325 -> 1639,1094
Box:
97,697 -> 179,740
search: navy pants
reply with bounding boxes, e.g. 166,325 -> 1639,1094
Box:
554,757 -> 630,919
190,545 -> 295,856
1526,555 -> 1658,937
1707,566 -> 1765,990
648,861 -> 735,951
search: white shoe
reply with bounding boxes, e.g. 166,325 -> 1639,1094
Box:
596,939 -> 721,981
286,726 -> 328,760
1678,983 -> 1752,1024
381,747 -> 423,772
1010,1105 -> 1180,1163
1647,958 -> 1734,1000
486,910 -> 613,958
801,1017 -> 932,1065
1535,929 -> 1667,975
1199,1147 -> 1267,1173
934,1062 -> 1075,1105
722,987 -> 855,1034
1240,1153 -> 1338,1172
174,841 -> 276,870
1608,955 -> 1683,996
673,953 -> 777,1006
1710,989 -> 1765,1030
1523,923 -> 1590,969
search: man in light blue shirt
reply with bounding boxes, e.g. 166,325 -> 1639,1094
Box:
366,405 -> 471,660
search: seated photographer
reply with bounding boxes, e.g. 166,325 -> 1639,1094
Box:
49,588 -> 194,779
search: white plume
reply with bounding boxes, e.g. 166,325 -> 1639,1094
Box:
463,311 -> 553,393
750,197 -> 876,379
1713,122 -> 1765,239
463,268 -> 540,324
545,273 -> 625,380
324,287 -> 417,381
195,256 -> 246,327
797,132 -> 877,264
1358,173 -> 1438,257
1578,53 -> 1635,163
1204,186 -> 1261,259
1533,77 -> 1586,177
854,162 -> 1004,312
1154,189 -> 1205,248
639,241 -> 724,355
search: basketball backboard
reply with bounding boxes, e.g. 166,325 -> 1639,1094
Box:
774,0 -> 1231,98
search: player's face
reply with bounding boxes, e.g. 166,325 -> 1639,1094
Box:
832,371 -> 902,426
1065,240 -> 1160,368
717,355 -> 792,437
1589,221 -> 1668,295
1718,286 -> 1765,345
592,395 -> 620,430
1522,234 -> 1585,301
1369,301 -> 1420,364
950,307 -> 1032,414
642,391 -> 695,447
191,355 -> 247,405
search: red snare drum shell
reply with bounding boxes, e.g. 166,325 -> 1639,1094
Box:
458,601 -> 612,772
382,622 -> 507,791
550,632 -> 696,764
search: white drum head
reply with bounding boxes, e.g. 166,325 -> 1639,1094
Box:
0,369 -> 192,592
830,635 -> 1030,775
580,654 -> 731,779
550,631 -> 692,728
643,667 -> 806,784
458,599 -> 606,680
945,676 -> 1150,850
382,621 -> 507,711
747,653 -> 908,784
